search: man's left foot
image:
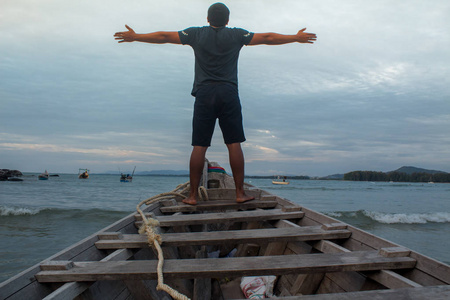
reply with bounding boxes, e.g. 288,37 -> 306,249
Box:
182,197 -> 197,205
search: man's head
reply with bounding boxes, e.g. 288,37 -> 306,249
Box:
207,3 -> 230,27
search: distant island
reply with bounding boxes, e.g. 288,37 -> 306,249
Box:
344,166 -> 450,183
99,166 -> 449,183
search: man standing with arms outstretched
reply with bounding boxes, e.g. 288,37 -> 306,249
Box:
114,3 -> 317,205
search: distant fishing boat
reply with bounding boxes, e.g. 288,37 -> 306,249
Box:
120,166 -> 136,182
78,169 -> 89,179
38,170 -> 49,180
272,175 -> 289,185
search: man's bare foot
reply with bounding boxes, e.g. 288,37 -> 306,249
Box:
236,194 -> 255,203
182,197 -> 197,205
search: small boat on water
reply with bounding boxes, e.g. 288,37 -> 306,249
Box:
1,161 -> 449,299
120,166 -> 136,182
273,175 -> 289,185
78,168 -> 89,179
38,170 -> 49,180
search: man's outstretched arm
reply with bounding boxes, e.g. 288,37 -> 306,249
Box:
248,28 -> 316,45
114,25 -> 181,44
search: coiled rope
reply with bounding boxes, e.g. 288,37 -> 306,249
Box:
136,182 -> 208,300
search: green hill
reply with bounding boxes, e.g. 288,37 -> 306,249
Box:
390,166 -> 447,175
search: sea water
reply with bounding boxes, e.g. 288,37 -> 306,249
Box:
1,174 -> 449,283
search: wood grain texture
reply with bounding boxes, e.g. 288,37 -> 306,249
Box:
95,226 -> 351,249
35,251 -> 416,283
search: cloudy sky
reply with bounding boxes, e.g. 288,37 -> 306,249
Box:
1,0 -> 449,176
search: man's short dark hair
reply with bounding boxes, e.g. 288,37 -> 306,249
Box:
208,3 -> 230,27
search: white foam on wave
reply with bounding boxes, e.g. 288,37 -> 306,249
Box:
363,210 -> 450,224
0,206 -> 41,216
325,212 -> 342,217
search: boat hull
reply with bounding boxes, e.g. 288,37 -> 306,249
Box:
272,180 -> 289,185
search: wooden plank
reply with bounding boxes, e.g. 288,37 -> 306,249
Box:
321,223 -> 347,231
378,247 -> 410,258
407,251 -> 450,285
0,206 -> 151,300
135,209 -> 304,227
159,199 -> 278,213
42,282 -> 92,300
123,279 -> 163,300
264,285 -> 450,300
313,240 -> 422,289
365,270 -> 422,288
95,226 -> 351,249
321,271 -> 369,293
193,248 -> 211,300
278,222 -> 424,290
290,272 -> 325,295
42,249 -> 136,300
35,251 -> 416,283
40,261 -> 74,271
97,232 -> 123,240
204,188 -> 262,201
281,205 -> 302,212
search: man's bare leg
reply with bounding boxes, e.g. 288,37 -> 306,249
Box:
183,146 -> 208,205
226,142 -> 255,203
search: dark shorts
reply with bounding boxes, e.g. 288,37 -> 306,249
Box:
192,83 -> 246,147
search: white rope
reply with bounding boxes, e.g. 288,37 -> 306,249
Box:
135,181 -> 208,300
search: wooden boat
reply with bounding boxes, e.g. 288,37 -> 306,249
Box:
272,180 -> 289,185
273,176 -> 289,185
1,162 -> 450,300
38,170 -> 49,180
78,168 -> 89,179
120,173 -> 132,182
120,166 -> 136,183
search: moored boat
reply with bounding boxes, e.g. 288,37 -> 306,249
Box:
38,170 -> 49,180
1,161 -> 449,300
273,175 -> 289,185
120,166 -> 136,182
78,168 -> 89,179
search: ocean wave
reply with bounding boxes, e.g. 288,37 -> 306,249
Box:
363,211 -> 450,224
0,206 -> 41,216
0,206 -> 131,218
324,210 -> 450,224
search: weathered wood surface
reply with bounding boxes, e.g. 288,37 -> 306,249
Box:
95,226 -> 351,249
273,220 -> 423,291
193,248 -> 211,300
160,199 -> 278,213
295,204 -> 450,285
0,204 -> 160,300
202,188 -> 262,201
35,251 -> 416,283
41,249 -> 136,300
135,209 -> 304,227
264,285 -> 450,300
314,240 -> 422,289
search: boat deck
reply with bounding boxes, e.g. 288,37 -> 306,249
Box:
2,186 -> 450,300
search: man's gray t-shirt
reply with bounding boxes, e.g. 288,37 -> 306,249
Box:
178,26 -> 254,96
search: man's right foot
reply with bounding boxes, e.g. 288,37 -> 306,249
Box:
236,193 -> 255,203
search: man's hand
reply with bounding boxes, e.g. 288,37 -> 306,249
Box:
296,28 -> 317,44
114,25 -> 181,44
114,25 -> 136,43
249,28 -> 317,46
